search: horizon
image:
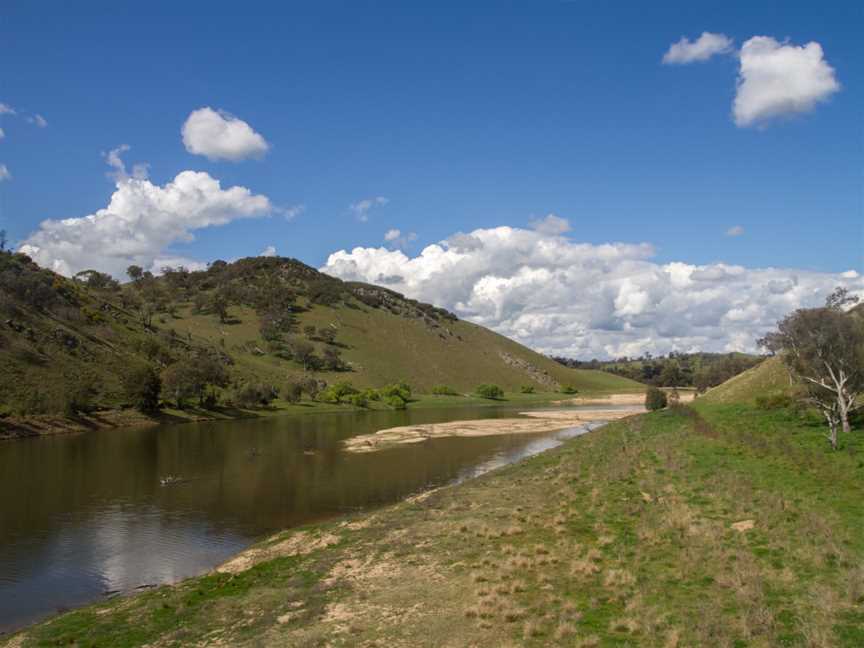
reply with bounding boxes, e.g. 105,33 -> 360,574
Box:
2,1 -> 862,359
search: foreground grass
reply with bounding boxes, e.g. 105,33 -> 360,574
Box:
8,403 -> 864,647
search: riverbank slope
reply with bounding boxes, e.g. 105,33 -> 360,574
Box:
0,389 -> 645,440
8,400 -> 863,646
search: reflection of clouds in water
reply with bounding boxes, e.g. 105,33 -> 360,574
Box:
92,506 -> 246,591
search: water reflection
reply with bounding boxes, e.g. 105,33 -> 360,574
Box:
0,405 -> 633,632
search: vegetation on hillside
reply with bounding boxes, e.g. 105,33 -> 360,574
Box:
553,351 -> 764,391
0,251 -> 640,424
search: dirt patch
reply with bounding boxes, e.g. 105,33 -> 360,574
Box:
217,531 -> 340,574
731,519 -> 755,532
343,406 -> 643,453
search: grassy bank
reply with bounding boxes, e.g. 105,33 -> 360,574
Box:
0,389 -> 632,440
7,402 -> 863,647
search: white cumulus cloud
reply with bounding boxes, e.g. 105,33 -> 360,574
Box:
349,196 -> 389,222
384,228 -> 417,249
182,107 -> 270,161
321,224 -> 863,359
530,214 -> 571,236
0,103 -> 15,115
662,32 -> 734,64
27,114 -> 47,128
726,225 -> 744,237
0,164 -> 10,181
260,245 -> 277,257
19,148 -> 272,277
733,36 -> 840,127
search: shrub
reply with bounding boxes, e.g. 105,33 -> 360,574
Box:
62,381 -> 98,417
645,386 -> 668,411
755,393 -> 794,410
560,385 -> 578,395
347,393 -> 369,408
363,388 -> 382,401
320,381 -> 358,403
476,384 -> 504,400
233,383 -> 278,408
283,381 -> 303,404
385,394 -> 407,410
432,385 -> 459,396
380,382 -> 412,402
520,385 -> 535,394
121,364 -> 162,412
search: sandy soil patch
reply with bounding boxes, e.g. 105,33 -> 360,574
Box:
216,531 -> 340,574
554,390 -> 695,406
343,405 -> 643,453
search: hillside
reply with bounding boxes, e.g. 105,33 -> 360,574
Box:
0,252 -> 639,421
698,356 -> 793,405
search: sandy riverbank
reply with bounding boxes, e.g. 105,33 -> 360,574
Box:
343,403 -> 644,453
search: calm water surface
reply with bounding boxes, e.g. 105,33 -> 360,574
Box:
0,404 -> 628,632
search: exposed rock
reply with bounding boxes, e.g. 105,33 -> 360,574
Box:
498,351 -> 561,390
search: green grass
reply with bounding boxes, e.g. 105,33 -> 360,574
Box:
1,288 -> 639,424
166,301 -> 642,394
13,402 -> 863,647
700,355 -> 792,405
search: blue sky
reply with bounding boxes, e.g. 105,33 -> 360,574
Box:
2,0 -> 861,271
1,1 -> 862,357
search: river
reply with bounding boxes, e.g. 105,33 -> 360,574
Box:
0,403 -> 635,633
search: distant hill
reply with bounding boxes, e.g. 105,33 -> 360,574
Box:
701,300 -> 864,406
553,351 -> 763,391
0,253 -> 639,417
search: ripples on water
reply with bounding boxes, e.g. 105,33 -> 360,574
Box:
0,405 -> 634,632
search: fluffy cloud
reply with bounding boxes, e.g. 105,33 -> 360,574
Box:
322,225 -> 863,359
0,128 -> 5,140
726,225 -> 744,237
0,103 -> 15,115
182,107 -> 270,161
662,32 -> 734,64
19,149 -> 271,277
0,164 -> 9,181
733,36 -> 840,127
27,114 -> 47,128
350,196 -> 389,222
384,228 -> 417,249
260,245 -> 278,257
530,214 -> 571,236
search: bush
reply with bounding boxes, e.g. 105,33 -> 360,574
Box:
233,382 -> 278,408
283,381 -> 303,404
520,385 -> 535,394
645,386 -> 668,411
380,382 -> 412,402
121,364 -> 162,413
755,393 -> 794,410
347,393 -> 369,408
385,394 -> 407,410
476,384 -> 504,400
320,381 -> 358,403
432,385 -> 459,396
560,385 -> 578,395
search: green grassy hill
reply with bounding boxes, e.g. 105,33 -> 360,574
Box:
0,252 -> 639,420
698,356 -> 792,405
